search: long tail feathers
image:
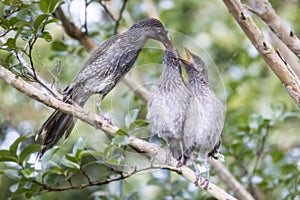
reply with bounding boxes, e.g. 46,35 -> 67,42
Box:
36,109 -> 75,158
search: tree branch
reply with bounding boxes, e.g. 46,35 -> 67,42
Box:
53,7 -> 96,52
246,0 -> 300,58
210,160 -> 255,200
0,65 -> 236,200
0,37 -> 61,98
32,164 -> 181,192
222,0 -> 300,108
99,0 -> 129,34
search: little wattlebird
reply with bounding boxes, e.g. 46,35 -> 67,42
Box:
147,42 -> 190,165
179,48 -> 225,189
36,18 -> 170,157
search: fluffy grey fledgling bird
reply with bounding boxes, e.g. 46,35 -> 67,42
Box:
147,43 -> 190,165
36,18 -> 170,157
180,48 -> 225,188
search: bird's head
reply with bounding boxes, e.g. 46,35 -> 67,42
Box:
179,48 -> 209,82
129,18 -> 170,47
163,38 -> 179,67
179,48 -> 207,74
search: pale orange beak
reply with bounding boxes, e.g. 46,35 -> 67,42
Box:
178,47 -> 192,66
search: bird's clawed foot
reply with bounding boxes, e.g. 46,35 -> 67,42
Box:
193,167 -> 201,186
200,178 -> 210,190
101,115 -> 112,126
176,156 -> 185,168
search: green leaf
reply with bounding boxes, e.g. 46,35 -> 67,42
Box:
72,138 -> 85,154
40,147 -> 60,170
0,150 -> 18,162
21,167 -> 36,178
42,166 -> 64,176
115,128 -> 129,136
82,160 -> 103,169
111,135 -> 129,147
11,187 -> 29,198
271,150 -> 284,164
9,135 -> 27,155
45,18 -> 60,25
80,150 -> 105,158
40,0 -> 62,13
5,38 -> 17,48
125,109 -> 139,127
60,156 -> 80,169
39,31 -> 52,42
19,144 -> 41,164
3,169 -> 21,180
105,157 -> 120,166
0,2 -> 4,18
34,13 -> 50,30
129,119 -> 149,131
9,17 -> 22,27
51,40 -> 68,51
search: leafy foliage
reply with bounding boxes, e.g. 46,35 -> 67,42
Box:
0,0 -> 300,200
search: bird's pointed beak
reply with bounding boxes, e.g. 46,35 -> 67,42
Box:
178,48 -> 192,66
167,36 -> 176,50
160,30 -> 171,47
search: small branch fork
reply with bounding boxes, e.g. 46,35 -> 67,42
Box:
99,0 -> 129,34
245,0 -> 300,58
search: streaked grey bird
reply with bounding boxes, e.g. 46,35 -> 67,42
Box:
147,43 -> 190,165
36,18 -> 170,157
179,48 -> 225,188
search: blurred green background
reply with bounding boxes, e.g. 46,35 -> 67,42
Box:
0,0 -> 299,199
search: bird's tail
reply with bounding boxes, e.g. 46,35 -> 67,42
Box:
169,140 -> 190,165
36,108 -> 75,157
36,87 -> 86,158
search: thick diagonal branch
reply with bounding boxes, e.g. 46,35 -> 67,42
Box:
223,0 -> 300,108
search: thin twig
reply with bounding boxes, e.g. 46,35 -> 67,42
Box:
99,1 -> 116,21
99,0 -> 129,34
113,0 -> 129,34
248,126 -> 269,200
84,0 -> 88,34
31,164 -> 181,192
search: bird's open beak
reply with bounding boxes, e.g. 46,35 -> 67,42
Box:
178,48 -> 192,66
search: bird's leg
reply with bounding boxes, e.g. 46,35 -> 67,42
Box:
176,141 -> 185,167
201,157 -> 210,190
165,143 -> 172,165
96,94 -> 111,126
190,154 -> 201,186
